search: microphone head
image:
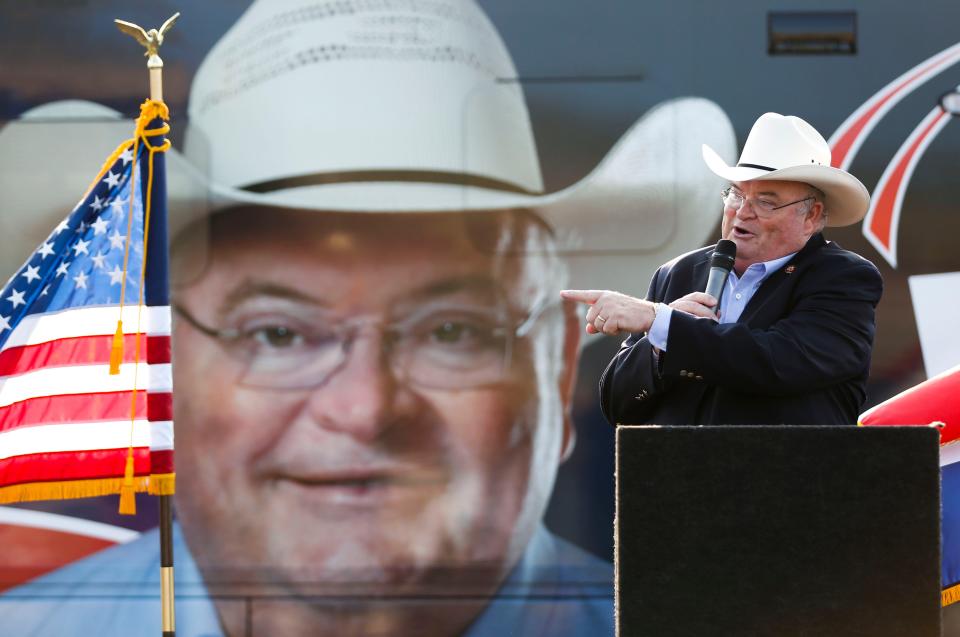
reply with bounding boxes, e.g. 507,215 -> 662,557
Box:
710,239 -> 737,270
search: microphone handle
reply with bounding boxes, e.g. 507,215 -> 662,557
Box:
704,266 -> 730,315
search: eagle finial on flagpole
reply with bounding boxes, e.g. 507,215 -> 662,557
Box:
115,13 -> 179,101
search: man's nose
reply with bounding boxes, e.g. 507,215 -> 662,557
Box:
734,198 -> 758,220
303,331 -> 406,442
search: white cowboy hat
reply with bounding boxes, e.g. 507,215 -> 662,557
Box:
0,0 -> 737,299
701,112 -> 870,226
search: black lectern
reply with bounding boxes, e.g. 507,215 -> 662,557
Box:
616,426 -> 941,637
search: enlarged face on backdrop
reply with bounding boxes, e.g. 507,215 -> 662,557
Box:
721,179 -> 824,272
170,207 -> 578,623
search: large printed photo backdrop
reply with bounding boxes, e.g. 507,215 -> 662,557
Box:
2,1 -> 960,635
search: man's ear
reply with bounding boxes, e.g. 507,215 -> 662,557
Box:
558,297 -> 582,462
806,199 -> 826,234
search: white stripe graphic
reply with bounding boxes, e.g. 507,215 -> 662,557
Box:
0,363 -> 172,408
0,508 -> 140,544
2,305 -> 171,351
0,420 -> 151,460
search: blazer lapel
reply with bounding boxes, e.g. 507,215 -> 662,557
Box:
738,233 -> 827,325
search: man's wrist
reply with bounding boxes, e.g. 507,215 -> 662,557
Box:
647,303 -> 671,351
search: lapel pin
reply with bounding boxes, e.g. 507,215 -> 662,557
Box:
785,265 -> 796,274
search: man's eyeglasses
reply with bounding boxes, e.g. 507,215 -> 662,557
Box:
173,299 -> 556,391
721,187 -> 814,218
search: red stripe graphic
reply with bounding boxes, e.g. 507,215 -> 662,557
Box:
866,109 -> 950,262
0,528 -> 116,595
0,391 -> 172,431
0,448 -> 151,487
0,334 -> 171,378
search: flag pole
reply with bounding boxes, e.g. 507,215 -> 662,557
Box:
159,493 -> 176,637
115,13 -> 180,637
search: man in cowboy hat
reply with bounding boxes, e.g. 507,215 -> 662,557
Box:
564,112 -> 883,427
0,0 -> 737,635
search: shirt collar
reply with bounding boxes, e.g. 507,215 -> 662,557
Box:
733,251 -> 797,282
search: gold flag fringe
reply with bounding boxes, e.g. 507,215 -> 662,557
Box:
147,473 -> 176,496
0,473 -> 176,505
944,583 -> 960,607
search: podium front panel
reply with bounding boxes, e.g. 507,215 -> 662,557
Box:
616,425 -> 940,637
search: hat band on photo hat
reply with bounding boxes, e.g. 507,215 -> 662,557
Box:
241,170 -> 540,197
0,95 -> 737,300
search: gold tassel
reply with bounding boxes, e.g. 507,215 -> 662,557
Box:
109,320 -> 124,375
118,451 -> 137,515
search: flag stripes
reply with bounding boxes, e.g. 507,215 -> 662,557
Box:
1,305 -> 171,350
0,391 -> 171,429
0,421 -> 153,460
0,450 -> 150,486
0,363 -> 172,408
0,334 -> 171,377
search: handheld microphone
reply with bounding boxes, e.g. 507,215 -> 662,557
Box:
704,239 -> 737,315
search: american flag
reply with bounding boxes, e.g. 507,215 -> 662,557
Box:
860,364 -> 960,606
0,101 -> 174,512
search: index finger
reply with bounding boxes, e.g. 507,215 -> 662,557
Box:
560,289 -> 604,304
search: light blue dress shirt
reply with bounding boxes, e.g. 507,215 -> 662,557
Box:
648,251 -> 797,350
0,522 -> 613,636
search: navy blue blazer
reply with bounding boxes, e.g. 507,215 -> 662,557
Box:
599,233 -> 883,427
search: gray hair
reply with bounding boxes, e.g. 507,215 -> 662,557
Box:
485,210 -> 570,380
800,185 -> 828,231
457,209 -> 568,306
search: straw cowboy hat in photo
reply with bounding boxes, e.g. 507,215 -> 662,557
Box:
0,0 -> 737,298
702,112 -> 870,226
